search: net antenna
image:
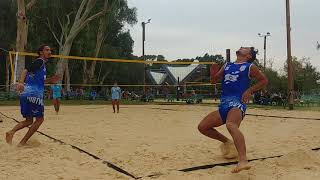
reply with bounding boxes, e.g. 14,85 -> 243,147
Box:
13,52 -> 19,84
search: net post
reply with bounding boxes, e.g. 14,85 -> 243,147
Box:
226,49 -> 231,62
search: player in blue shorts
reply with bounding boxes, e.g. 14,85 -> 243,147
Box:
50,83 -> 62,114
198,47 -> 268,173
6,45 -> 59,146
111,82 -> 121,113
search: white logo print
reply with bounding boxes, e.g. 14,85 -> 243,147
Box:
225,66 -> 230,71
240,65 -> 246,72
224,74 -> 239,83
27,96 -> 44,106
32,110 -> 39,114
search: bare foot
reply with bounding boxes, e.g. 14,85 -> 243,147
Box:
5,131 -> 14,145
231,161 -> 251,173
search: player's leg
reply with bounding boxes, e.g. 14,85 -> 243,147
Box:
56,98 -> 60,113
18,117 -> 43,146
198,110 -> 228,143
6,117 -> 33,145
18,98 -> 45,146
116,100 -> 119,113
225,108 -> 251,173
112,100 -> 116,113
53,98 -> 58,112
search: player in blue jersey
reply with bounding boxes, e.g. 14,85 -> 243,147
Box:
6,45 -> 59,146
198,47 -> 268,173
50,83 -> 62,114
111,82 -> 121,113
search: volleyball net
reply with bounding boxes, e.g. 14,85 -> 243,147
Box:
4,51 -> 221,102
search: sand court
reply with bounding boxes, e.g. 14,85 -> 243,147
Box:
1,104 -> 320,179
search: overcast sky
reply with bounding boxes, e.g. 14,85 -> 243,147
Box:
126,0 -> 320,71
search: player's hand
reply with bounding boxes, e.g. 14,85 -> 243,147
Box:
241,89 -> 252,104
16,82 -> 24,93
210,64 -> 220,84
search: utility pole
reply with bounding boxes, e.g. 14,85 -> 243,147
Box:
258,32 -> 271,71
286,0 -> 294,110
142,19 -> 151,95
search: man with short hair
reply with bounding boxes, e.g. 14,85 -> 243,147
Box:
6,45 -> 59,146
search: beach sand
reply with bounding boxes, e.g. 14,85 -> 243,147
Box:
1,105 -> 320,179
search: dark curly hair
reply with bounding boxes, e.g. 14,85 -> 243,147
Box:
37,44 -> 49,56
248,47 -> 258,63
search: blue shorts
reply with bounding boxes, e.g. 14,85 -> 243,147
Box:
20,95 -> 44,118
52,95 -> 61,99
218,98 -> 246,124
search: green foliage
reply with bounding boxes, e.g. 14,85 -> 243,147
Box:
283,57 -> 320,93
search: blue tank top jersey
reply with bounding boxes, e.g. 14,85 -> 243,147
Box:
111,86 -> 121,100
22,58 -> 46,98
51,85 -> 62,98
221,62 -> 252,101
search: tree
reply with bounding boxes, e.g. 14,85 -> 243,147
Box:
0,0 -> 16,91
284,57 -> 320,93
83,0 -> 137,85
82,0 -> 115,85
45,0 -> 109,90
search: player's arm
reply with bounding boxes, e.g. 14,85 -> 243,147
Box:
242,64 -> 268,103
16,59 -> 42,92
45,75 -> 60,84
210,63 -> 225,84
16,69 -> 28,93
17,59 -> 45,92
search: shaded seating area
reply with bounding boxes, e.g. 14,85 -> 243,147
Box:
0,91 -> 18,101
298,94 -> 320,106
186,94 -> 203,104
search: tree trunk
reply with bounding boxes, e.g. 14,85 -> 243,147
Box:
65,63 -> 70,91
55,0 -> 108,90
83,0 -> 112,85
87,15 -> 107,84
99,73 -> 109,85
99,69 -> 112,85
15,0 -> 28,84
56,39 -> 73,90
82,61 -> 88,84
15,0 -> 37,84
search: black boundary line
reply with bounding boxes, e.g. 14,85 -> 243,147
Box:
178,155 -> 283,172
246,113 -> 320,121
0,112 -> 138,179
139,148 -> 320,178
178,147 -> 320,173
